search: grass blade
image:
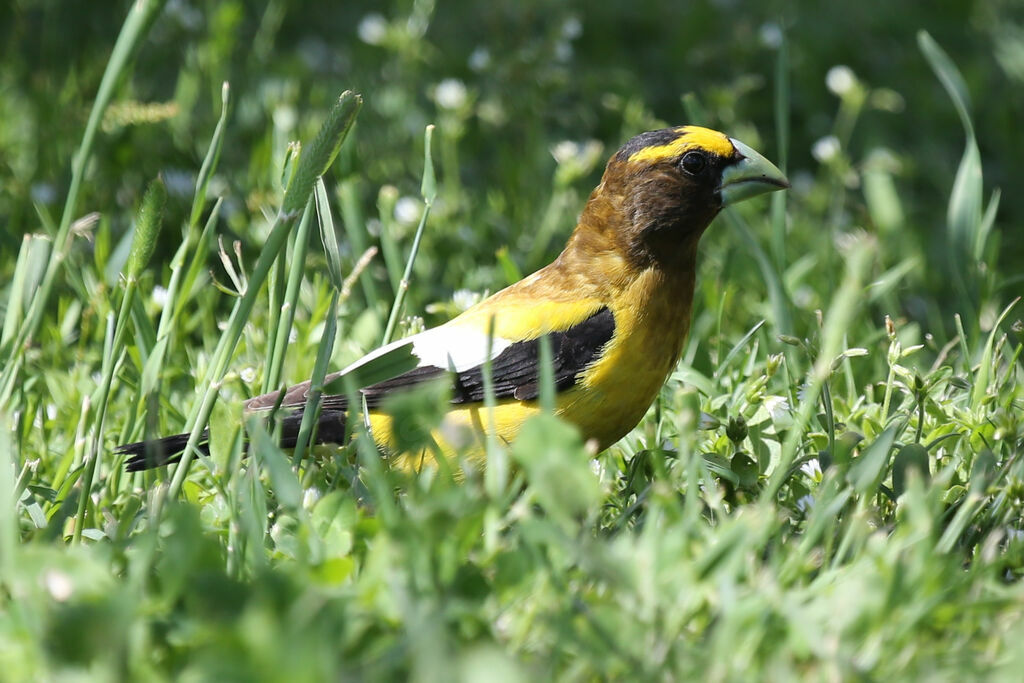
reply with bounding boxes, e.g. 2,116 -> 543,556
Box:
382,125 -> 436,345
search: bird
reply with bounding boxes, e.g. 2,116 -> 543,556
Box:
118,125 -> 788,472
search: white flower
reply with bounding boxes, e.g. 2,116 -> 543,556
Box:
812,135 -> 840,163
800,458 -> 823,480
44,570 -> 73,601
394,196 -> 422,224
759,22 -> 783,48
152,285 -> 169,308
240,366 -> 257,383
826,66 -> 857,97
358,14 -> 387,45
469,47 -> 491,71
562,16 -> 582,40
452,289 -> 482,312
434,78 -> 467,110
551,139 -> 602,167
551,140 -> 581,165
273,104 -> 297,132
763,395 -> 790,421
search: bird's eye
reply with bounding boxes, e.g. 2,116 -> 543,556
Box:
680,151 -> 707,175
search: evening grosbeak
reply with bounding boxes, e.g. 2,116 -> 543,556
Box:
120,125 -> 788,471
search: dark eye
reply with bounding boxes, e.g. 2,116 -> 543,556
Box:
680,151 -> 707,175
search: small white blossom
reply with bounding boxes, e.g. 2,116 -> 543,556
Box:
763,395 -> 790,421
434,78 -> 467,110
394,196 -> 422,224
240,366 -> 256,383
477,99 -> 506,125
494,613 -> 512,637
551,139 -> 602,168
759,22 -> 783,48
44,570 -> 73,602
826,65 -> 857,96
152,285 -> 169,308
800,458 -> 823,480
812,135 -> 841,163
551,140 -> 581,165
452,289 -> 482,312
272,104 -> 297,132
358,14 -> 387,45
562,16 -> 582,40
469,47 -> 491,71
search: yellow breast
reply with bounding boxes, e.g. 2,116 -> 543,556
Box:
558,267 -> 693,447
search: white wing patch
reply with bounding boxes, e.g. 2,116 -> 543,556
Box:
335,323 -> 513,379
411,324 -> 513,372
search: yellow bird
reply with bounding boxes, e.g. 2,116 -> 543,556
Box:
120,125 -> 788,471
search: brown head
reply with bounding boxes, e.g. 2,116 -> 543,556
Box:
563,125 -> 789,274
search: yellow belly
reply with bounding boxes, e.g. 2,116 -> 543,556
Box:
365,377 -> 663,471
366,400 -> 541,469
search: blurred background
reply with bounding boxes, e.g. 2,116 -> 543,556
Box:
0,0 -> 1019,337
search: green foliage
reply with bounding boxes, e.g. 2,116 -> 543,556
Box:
1,1 -> 1023,680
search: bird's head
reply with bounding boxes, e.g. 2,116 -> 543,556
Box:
573,125 -> 788,269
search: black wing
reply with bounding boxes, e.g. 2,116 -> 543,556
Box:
321,306 -> 616,409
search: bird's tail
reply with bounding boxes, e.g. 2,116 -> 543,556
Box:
117,409 -> 349,472
117,431 -> 209,472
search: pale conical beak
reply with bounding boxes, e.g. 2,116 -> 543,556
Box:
718,138 -> 789,206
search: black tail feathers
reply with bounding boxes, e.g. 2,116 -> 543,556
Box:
117,409 -> 349,472
117,431 -> 211,472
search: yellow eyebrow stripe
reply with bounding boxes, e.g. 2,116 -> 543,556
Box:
627,125 -> 736,164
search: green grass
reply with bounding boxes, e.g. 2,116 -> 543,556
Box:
2,2 -> 1023,680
